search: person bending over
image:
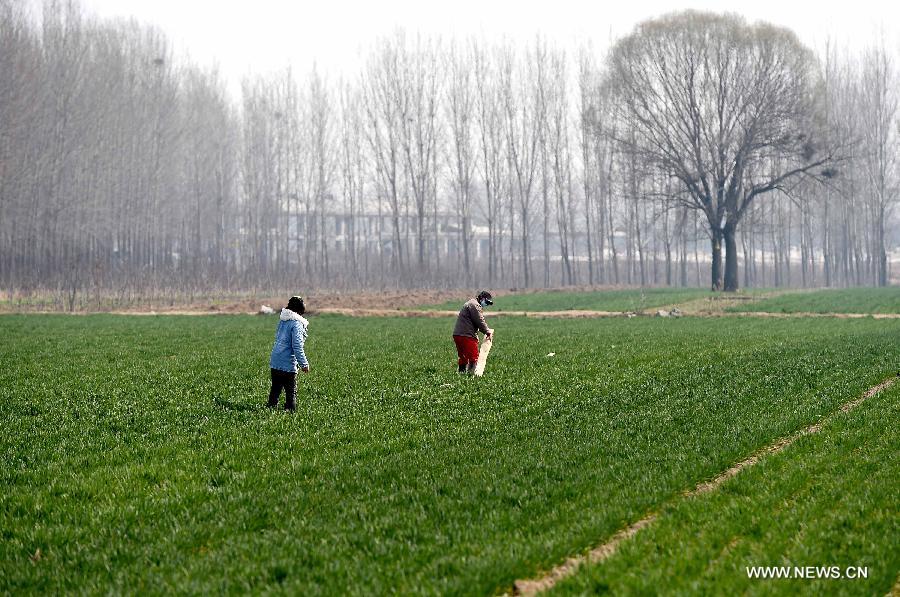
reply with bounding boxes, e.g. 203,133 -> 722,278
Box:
452,290 -> 493,375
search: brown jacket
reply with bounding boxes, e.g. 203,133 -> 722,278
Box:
453,298 -> 490,339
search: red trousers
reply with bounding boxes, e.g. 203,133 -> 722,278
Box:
453,335 -> 479,366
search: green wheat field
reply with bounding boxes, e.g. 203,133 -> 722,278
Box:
2,290 -> 898,594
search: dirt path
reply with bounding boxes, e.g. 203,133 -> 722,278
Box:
0,289 -> 469,315
511,374 -> 899,596
6,286 -> 897,319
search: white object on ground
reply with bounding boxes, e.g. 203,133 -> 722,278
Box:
474,332 -> 493,377
259,305 -> 275,315
546,352 -> 556,357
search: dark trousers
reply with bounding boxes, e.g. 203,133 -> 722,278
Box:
268,368 -> 297,409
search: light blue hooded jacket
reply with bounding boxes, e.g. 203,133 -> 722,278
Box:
269,308 -> 309,373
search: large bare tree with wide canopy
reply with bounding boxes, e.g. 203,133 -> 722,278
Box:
605,11 -> 840,291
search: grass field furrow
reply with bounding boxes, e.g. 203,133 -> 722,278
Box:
516,376 -> 898,595
549,380 -> 900,596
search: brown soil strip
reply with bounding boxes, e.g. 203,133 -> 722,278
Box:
889,573 -> 900,597
682,377 -> 900,497
512,514 -> 658,596
511,374 -> 898,596
0,289 -> 470,315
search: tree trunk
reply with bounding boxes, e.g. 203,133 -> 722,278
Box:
877,206 -> 887,286
723,222 -> 739,292
710,228 -> 723,291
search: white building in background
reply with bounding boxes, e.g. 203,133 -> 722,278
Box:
284,210 -> 549,261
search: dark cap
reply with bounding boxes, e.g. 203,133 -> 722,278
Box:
286,295 -> 306,315
476,290 -> 493,306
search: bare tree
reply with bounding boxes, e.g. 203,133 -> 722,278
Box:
398,34 -> 442,275
307,68 -> 337,279
338,79 -> 367,285
576,47 -> 602,284
473,42 -> 507,286
605,11 -> 842,291
858,41 -> 899,286
446,41 -> 477,284
500,39 -> 549,288
546,48 -> 576,285
363,34 -> 407,277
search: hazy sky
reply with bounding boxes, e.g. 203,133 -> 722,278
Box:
73,0 -> 899,96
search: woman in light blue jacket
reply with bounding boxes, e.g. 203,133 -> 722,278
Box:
267,296 -> 310,411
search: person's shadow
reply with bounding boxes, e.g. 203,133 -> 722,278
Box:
213,397 -> 259,413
